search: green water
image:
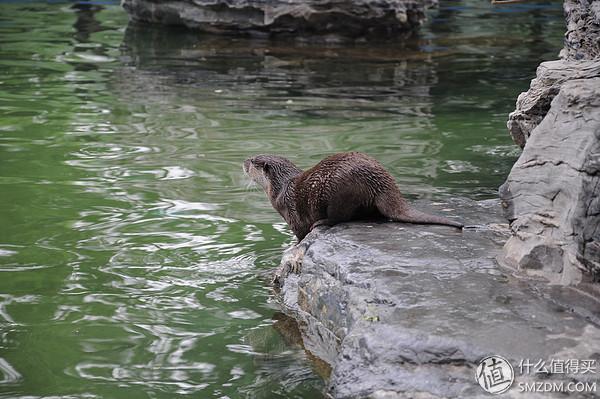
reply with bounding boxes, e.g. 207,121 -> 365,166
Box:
0,1 -> 564,398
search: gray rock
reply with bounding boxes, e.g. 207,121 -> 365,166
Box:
121,0 -> 437,39
560,0 -> 600,61
502,0 -> 600,288
506,60 -> 600,148
506,0 -> 600,148
500,79 -> 600,285
276,199 -> 600,399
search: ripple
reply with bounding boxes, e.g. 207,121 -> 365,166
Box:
70,144 -> 156,161
0,247 -> 18,257
206,285 -> 239,303
469,144 -> 522,157
161,199 -> 220,213
227,309 -> 262,320
0,358 -> 22,384
159,166 -> 196,180
442,160 -> 481,173
66,52 -> 117,64
0,294 -> 39,324
226,344 -> 261,356
64,321 -> 221,395
71,361 -> 214,394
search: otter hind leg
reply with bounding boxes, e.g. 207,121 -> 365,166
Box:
306,203 -> 349,234
323,198 -> 360,226
374,191 -> 409,220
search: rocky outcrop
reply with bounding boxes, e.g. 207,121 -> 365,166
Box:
501,0 -> 600,285
500,80 -> 600,284
507,0 -> 600,147
506,60 -> 600,148
561,0 -> 600,60
121,0 -> 437,38
276,199 -> 600,398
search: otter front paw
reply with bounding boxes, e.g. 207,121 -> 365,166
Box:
272,244 -> 306,287
282,245 -> 304,274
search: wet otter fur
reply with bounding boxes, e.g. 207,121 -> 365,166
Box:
244,152 -> 463,241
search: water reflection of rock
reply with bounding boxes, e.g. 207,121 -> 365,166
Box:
71,2 -> 104,43
68,3 -> 113,72
238,312 -> 331,396
119,23 -> 439,118
116,23 -> 442,185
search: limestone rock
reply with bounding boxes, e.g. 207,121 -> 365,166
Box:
121,0 -> 437,38
276,199 -> 600,398
560,0 -> 600,61
506,60 -> 600,148
500,79 -> 600,284
502,0 -> 600,287
506,0 -> 600,148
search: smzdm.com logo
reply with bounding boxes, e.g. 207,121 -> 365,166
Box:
476,356 -> 598,394
476,355 -> 514,394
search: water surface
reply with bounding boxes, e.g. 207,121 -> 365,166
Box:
0,1 -> 564,398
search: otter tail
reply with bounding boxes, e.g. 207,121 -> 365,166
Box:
390,207 -> 464,229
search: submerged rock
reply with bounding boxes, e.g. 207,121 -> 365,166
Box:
276,199 -> 600,398
502,0 -> 600,286
121,0 -> 437,39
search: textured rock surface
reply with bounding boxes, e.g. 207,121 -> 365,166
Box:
501,79 -> 600,284
501,0 -> 600,285
121,0 -> 437,38
506,60 -> 600,148
507,0 -> 600,147
561,0 -> 600,60
277,199 -> 600,398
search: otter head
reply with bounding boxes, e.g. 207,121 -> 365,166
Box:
243,155 -> 302,200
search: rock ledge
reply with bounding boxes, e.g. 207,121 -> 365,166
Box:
276,199 -> 600,398
501,0 -> 600,284
121,0 -> 437,38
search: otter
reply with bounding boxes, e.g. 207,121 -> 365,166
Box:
243,152 -> 463,241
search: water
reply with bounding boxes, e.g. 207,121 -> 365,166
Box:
0,1 -> 564,398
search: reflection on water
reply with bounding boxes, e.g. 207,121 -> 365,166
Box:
0,1 -> 563,398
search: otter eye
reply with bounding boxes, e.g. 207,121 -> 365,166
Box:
263,163 -> 271,173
